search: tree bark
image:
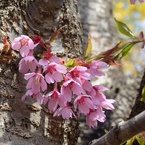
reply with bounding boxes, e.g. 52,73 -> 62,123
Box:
77,0 -> 117,52
0,0 -> 82,145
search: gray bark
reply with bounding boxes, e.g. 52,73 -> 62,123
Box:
0,0 -> 82,145
77,0 -> 117,52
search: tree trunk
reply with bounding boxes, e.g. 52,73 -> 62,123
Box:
0,0 -> 143,145
77,0 -> 117,52
0,0 -> 82,145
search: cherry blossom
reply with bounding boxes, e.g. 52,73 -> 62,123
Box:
54,103 -> 74,119
87,60 -> 108,77
11,35 -> 115,128
90,85 -> 115,110
44,86 -> 63,112
24,72 -> 47,94
19,55 -> 39,73
61,79 -> 85,102
11,35 -> 37,57
66,66 -> 91,83
43,62 -> 67,84
74,95 -> 94,115
86,107 -> 106,128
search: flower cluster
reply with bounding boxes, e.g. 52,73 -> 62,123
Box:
11,35 -> 115,128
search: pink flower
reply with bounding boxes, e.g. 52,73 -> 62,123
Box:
86,107 -> 106,128
39,50 -> 60,66
24,72 -> 47,94
44,62 -> 67,84
11,35 -> 37,57
81,79 -> 93,92
101,99 -> 115,110
90,85 -> 115,110
21,90 -> 43,104
61,79 -> 85,102
88,60 -> 108,77
66,66 -> 91,83
19,56 -> 39,73
74,95 -> 94,115
44,88 -> 61,112
53,103 -> 74,119
130,0 -> 144,4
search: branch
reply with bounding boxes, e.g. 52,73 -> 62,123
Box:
89,110 -> 145,145
129,70 -> 145,119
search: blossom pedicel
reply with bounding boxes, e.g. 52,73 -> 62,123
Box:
11,35 -> 115,128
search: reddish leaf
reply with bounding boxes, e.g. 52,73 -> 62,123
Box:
49,27 -> 63,43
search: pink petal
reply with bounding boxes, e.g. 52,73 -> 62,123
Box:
24,73 -> 35,80
101,99 -> 115,110
31,83 -> 40,93
86,115 -> 98,128
48,99 -> 58,112
11,42 -> 21,51
94,85 -> 108,91
40,78 -> 47,91
85,98 -> 95,110
61,86 -> 72,102
45,73 -> 54,84
55,64 -> 67,74
61,107 -> 72,119
35,92 -> 43,104
82,80 -> 92,92
26,77 -> 34,89
72,83 -> 85,95
79,103 -> 90,115
29,62 -> 37,72
39,58 -> 48,66
20,46 -> 30,57
53,72 -> 63,82
19,60 -> 29,73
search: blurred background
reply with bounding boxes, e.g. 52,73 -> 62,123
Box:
113,0 -> 145,75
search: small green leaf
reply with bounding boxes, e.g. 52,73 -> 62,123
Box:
84,35 -> 92,58
115,18 -> 134,37
121,43 -> 135,58
125,137 -> 135,145
104,129 -> 109,134
64,59 -> 74,67
116,42 -> 136,59
136,134 -> 145,145
140,86 -> 145,102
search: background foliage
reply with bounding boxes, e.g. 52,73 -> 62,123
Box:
113,0 -> 145,75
